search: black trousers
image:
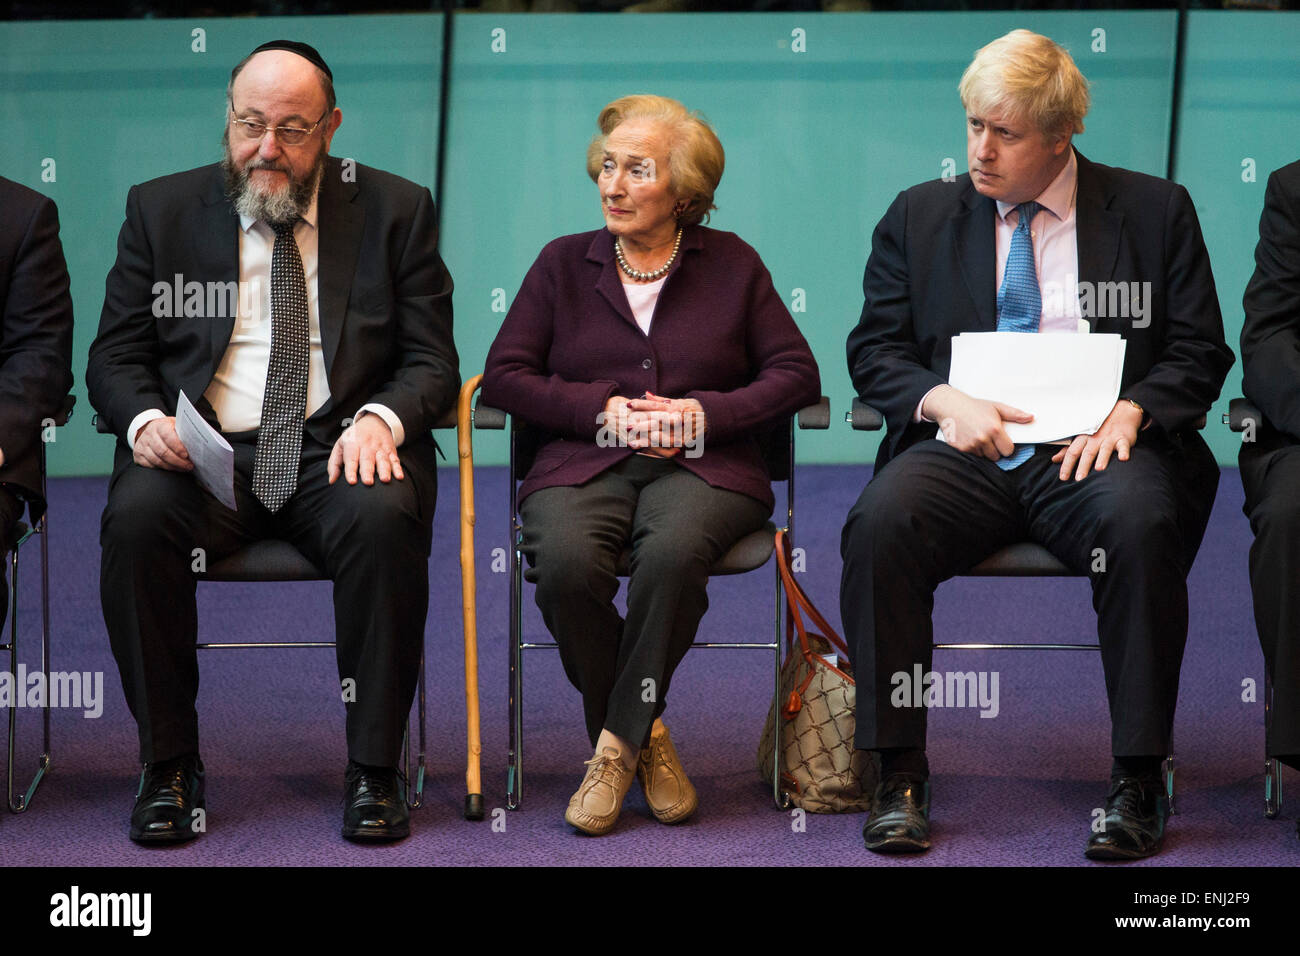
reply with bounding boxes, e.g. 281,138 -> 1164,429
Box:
1240,433 -> 1300,764
840,434 -> 1218,758
0,484 -> 22,629
99,430 -> 437,766
519,455 -> 769,749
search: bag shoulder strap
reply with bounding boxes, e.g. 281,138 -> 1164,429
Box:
775,529 -> 850,660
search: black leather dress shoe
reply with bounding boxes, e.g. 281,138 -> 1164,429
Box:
1085,776 -> 1167,861
863,773 -> 931,853
130,753 -> 205,845
342,761 -> 409,842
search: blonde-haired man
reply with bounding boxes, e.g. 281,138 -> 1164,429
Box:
841,29 -> 1232,859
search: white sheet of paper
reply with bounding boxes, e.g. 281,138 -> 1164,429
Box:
943,331 -> 1127,444
175,390 -> 237,511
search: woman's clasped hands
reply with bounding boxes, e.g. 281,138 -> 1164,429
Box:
603,392 -> 707,459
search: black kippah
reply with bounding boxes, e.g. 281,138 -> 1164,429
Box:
247,40 -> 333,80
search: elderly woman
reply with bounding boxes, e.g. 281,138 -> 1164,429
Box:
482,94 -> 820,836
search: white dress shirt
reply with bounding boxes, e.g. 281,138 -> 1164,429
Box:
917,148 -> 1081,423
127,191 -> 403,449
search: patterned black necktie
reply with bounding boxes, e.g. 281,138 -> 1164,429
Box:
252,218 -> 309,512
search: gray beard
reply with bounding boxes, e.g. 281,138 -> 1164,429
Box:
222,136 -> 326,226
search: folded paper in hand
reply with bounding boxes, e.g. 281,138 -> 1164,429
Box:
176,390 -> 237,511
943,331 -> 1127,444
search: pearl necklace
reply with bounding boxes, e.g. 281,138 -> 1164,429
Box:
614,228 -> 683,281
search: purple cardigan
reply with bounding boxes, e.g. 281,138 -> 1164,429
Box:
481,225 -> 821,512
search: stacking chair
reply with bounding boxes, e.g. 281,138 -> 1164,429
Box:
848,398 -> 1177,810
3,394 -> 75,812
192,540 -> 428,806
92,409 -> 461,809
473,395 -> 831,811
1225,396 -> 1283,818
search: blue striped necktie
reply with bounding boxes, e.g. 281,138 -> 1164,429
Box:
994,200 -> 1042,471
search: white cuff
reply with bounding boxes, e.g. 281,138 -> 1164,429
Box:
915,385 -> 945,424
355,404 -> 404,447
126,409 -> 167,451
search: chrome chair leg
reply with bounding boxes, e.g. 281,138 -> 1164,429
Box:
1163,751 -> 1176,816
772,554 -> 790,810
406,652 -> 427,809
507,527 -> 524,811
6,526 -> 52,813
1265,671 -> 1281,818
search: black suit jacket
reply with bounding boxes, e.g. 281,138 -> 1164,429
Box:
0,177 -> 75,518
1241,159 -> 1300,444
87,157 -> 458,495
847,151 -> 1234,474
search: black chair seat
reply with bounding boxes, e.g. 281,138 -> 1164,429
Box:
711,523 -> 778,575
610,522 -> 777,578
967,541 -> 1072,577
200,539 -> 325,582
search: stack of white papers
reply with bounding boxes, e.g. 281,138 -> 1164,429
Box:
943,331 -> 1127,443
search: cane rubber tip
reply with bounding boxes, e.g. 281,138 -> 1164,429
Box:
465,793 -> 485,820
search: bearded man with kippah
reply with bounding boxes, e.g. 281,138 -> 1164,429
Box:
88,40 -> 458,846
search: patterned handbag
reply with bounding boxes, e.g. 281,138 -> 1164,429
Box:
757,530 -> 875,813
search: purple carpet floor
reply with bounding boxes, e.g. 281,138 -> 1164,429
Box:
0,465 -> 1293,867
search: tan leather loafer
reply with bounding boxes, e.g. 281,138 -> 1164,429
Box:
565,747 -> 635,836
637,721 -> 698,824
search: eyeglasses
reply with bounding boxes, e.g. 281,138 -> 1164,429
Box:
228,104 -> 329,147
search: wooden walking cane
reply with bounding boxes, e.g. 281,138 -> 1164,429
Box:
459,374 -> 485,820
